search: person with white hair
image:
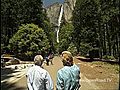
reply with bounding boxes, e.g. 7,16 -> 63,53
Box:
56,51 -> 80,90
26,55 -> 53,90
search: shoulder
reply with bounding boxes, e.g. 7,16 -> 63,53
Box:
71,64 -> 80,73
57,67 -> 64,75
36,66 -> 48,74
73,64 -> 80,69
26,66 -> 34,75
42,68 -> 49,75
41,68 -> 51,79
38,67 -> 50,77
27,66 -> 47,73
57,66 -> 69,75
27,66 -> 34,72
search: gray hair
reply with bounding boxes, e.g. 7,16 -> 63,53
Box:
34,55 -> 43,66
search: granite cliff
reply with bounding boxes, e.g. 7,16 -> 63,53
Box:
63,0 -> 76,23
46,0 -> 76,25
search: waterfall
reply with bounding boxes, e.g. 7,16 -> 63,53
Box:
56,4 -> 63,43
56,27 -> 60,43
58,5 -> 63,27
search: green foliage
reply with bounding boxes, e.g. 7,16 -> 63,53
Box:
79,43 -> 92,56
90,61 -> 119,74
89,48 -> 100,58
103,55 -> 115,60
42,20 -> 55,52
67,43 -> 77,56
1,44 -> 10,54
72,0 -> 99,52
1,44 -> 5,53
58,23 -> 74,53
1,0 -> 46,46
8,24 -> 50,60
72,0 -> 119,58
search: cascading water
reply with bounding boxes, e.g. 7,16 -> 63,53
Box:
56,4 -> 63,43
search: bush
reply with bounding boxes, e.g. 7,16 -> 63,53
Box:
58,23 -> 74,53
8,24 -> 50,60
1,44 -> 10,54
67,43 -> 77,56
103,55 -> 115,60
79,43 -> 92,56
89,48 -> 100,58
1,44 -> 5,53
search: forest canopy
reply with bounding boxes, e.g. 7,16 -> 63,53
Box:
1,0 -> 119,60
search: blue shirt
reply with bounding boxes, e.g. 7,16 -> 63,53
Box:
26,65 -> 53,90
56,64 -> 80,90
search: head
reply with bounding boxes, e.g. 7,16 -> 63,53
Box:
61,51 -> 73,66
34,55 -> 44,66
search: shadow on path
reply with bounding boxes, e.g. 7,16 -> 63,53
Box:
1,81 -> 26,90
1,68 -> 27,90
1,67 -> 19,81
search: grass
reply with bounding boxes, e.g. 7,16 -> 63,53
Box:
90,61 -> 119,74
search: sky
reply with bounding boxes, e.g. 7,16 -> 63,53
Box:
43,0 -> 64,7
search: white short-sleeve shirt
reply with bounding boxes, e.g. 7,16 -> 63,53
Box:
26,65 -> 53,90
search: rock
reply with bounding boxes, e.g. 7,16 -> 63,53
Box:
45,0 -> 76,24
24,65 -> 26,68
15,66 -> 18,69
95,65 -> 102,68
63,0 -> 76,23
46,2 -> 62,25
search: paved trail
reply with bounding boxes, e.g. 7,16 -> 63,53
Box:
1,56 -> 100,90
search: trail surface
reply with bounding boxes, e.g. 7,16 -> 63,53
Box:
1,56 -> 119,90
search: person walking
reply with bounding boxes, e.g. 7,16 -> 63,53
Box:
48,53 -> 54,65
56,51 -> 80,90
26,55 -> 53,90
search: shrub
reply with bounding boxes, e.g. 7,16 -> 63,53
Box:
8,24 -> 50,60
103,55 -> 115,60
67,43 -> 77,56
79,43 -> 92,56
89,48 -> 100,58
58,23 -> 74,53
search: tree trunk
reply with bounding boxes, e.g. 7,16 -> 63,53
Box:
106,23 -> 111,55
103,24 -> 107,55
98,19 -> 102,58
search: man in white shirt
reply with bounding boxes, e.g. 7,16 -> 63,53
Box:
26,55 -> 53,90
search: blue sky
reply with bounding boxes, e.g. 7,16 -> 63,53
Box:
43,0 -> 64,7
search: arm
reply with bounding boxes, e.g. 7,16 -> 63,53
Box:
56,71 -> 64,90
45,72 -> 54,90
26,75 -> 33,90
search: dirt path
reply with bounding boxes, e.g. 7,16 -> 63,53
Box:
43,56 -> 63,89
74,57 -> 119,90
1,56 -> 119,90
43,56 -> 100,90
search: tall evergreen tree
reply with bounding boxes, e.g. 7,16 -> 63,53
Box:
72,0 -> 98,52
1,0 -> 46,47
59,23 -> 74,53
72,0 -> 119,59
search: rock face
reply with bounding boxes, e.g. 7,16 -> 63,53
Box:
46,2 -> 62,26
63,0 -> 76,23
46,0 -> 76,25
